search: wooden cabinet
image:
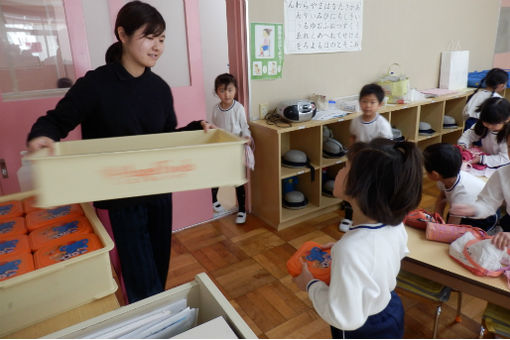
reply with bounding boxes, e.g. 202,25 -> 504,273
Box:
249,89 -> 474,231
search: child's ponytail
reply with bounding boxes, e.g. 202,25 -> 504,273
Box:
345,138 -> 422,226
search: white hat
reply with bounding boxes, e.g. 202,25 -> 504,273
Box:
443,115 -> 458,128
419,121 -> 435,135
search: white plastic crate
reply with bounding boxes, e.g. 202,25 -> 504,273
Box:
28,129 -> 247,207
46,273 -> 257,339
0,191 -> 117,337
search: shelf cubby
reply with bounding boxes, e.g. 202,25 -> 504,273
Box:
390,106 -> 419,142
250,89 -> 474,230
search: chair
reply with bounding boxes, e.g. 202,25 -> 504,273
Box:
479,303 -> 510,338
396,270 -> 462,338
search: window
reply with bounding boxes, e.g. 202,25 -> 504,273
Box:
0,0 -> 75,97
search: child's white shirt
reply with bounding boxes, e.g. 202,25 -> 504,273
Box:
307,223 -> 408,331
463,90 -> 502,120
471,164 -> 510,218
437,170 -> 485,206
349,114 -> 393,143
211,100 -> 251,138
457,128 -> 510,168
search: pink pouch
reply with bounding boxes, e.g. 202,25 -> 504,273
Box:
425,221 -> 488,243
404,209 -> 445,230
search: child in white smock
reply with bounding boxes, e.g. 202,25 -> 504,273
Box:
293,138 -> 423,338
210,73 -> 251,224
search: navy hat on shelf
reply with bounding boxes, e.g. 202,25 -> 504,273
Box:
283,190 -> 308,209
443,115 -> 458,129
323,138 -> 346,158
322,179 -> 335,197
419,121 -> 435,136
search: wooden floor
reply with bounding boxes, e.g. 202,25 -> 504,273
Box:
119,176 -> 490,338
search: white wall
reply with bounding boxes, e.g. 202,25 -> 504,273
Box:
248,0 -> 501,118
82,0 -> 112,69
198,0 -> 229,121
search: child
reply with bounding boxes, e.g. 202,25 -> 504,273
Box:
423,143 -> 497,230
452,123 -> 510,231
293,138 -> 422,338
210,73 -> 251,224
457,97 -> 510,169
349,83 -> 393,144
26,1 -> 213,303
339,84 -> 393,231
464,68 -> 508,130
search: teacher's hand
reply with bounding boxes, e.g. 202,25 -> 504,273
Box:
200,120 -> 216,132
491,232 -> 510,250
27,136 -> 55,155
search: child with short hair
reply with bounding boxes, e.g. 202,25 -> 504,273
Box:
423,143 -> 497,230
452,123 -> 510,231
293,138 -> 423,338
210,73 -> 251,224
458,97 -> 510,169
339,84 -> 393,231
349,83 -> 393,143
464,68 -> 508,130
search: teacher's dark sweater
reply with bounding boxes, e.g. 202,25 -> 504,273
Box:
28,62 -> 202,209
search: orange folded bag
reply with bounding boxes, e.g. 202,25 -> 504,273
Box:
0,217 -> 27,238
287,241 -> 332,284
22,196 -> 42,214
0,235 -> 30,259
0,252 -> 34,281
34,234 -> 102,268
0,200 -> 23,221
29,216 -> 93,251
25,204 -> 84,232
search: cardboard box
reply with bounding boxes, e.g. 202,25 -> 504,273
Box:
45,273 -> 257,339
0,191 -> 117,337
28,129 -> 247,207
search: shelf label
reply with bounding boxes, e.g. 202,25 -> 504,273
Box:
297,170 -> 305,175
298,126 -> 305,130
336,160 -> 344,164
337,118 -> 344,122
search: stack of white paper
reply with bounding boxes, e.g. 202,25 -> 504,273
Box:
80,299 -> 198,339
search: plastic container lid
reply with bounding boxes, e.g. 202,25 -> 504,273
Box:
25,204 -> 84,232
29,216 -> 93,251
0,200 -> 23,221
22,196 -> 42,215
286,241 -> 332,284
34,233 -> 102,268
0,218 -> 27,239
0,252 -> 34,281
0,235 -> 30,259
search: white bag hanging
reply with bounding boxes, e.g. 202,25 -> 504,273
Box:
439,40 -> 469,90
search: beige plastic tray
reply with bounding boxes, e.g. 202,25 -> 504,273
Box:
28,129 -> 247,207
45,273 -> 257,339
0,191 -> 117,337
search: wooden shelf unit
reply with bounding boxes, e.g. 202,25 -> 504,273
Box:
249,89 -> 474,231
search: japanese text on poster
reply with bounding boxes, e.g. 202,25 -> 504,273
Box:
284,0 -> 363,54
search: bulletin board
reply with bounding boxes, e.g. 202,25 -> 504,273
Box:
284,0 -> 362,54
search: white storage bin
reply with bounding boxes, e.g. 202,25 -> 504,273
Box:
46,273 -> 257,339
0,191 -> 117,337
28,129 -> 247,207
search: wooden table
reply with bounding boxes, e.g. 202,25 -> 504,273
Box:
402,226 -> 510,308
5,294 -> 119,339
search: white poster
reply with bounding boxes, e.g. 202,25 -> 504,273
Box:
284,0 -> 363,54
